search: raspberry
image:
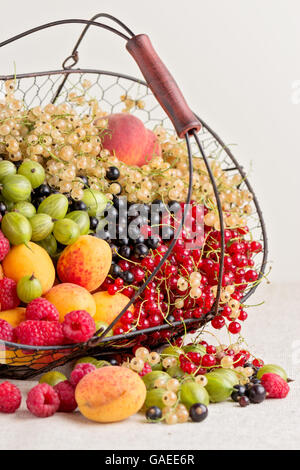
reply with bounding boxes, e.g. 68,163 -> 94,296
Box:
0,278 -> 20,310
0,234 -> 10,261
70,363 -> 96,387
15,320 -> 64,346
26,297 -> 59,322
62,310 -> 96,344
0,381 -> 22,413
54,380 -> 77,412
26,383 -> 60,417
0,319 -> 14,342
139,362 -> 152,377
260,373 -> 290,399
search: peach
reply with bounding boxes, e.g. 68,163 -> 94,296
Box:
93,291 -> 133,325
75,366 -> 146,422
98,113 -> 161,166
0,307 -> 26,327
2,242 -> 55,294
44,283 -> 96,322
57,235 -> 112,292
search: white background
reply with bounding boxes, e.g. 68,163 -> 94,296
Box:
0,0 -> 299,282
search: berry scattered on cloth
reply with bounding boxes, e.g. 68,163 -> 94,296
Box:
0,381 -> 21,413
260,373 -> 290,399
0,277 -> 20,310
26,297 -> 59,322
54,380 -> 77,412
15,320 -> 64,346
62,310 -> 96,344
26,383 -> 60,417
70,363 -> 96,387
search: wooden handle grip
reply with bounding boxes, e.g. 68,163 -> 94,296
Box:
126,34 -> 201,138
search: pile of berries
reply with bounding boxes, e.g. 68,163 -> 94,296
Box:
0,296 -> 96,346
96,196 -> 262,338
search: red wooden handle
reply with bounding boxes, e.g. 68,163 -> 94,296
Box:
126,34 -> 201,138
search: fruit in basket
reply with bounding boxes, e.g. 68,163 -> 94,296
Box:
17,275 -> 42,303
81,189 -> 108,217
66,210 -> 90,235
0,318 -> 14,341
62,310 -> 96,343
12,201 -> 36,218
37,234 -> 57,257
0,307 -> 26,327
93,291 -> 133,324
0,160 -> 16,182
57,235 -> 112,292
1,212 -> 32,245
53,219 -> 80,245
37,193 -> 68,219
44,283 -> 96,321
29,213 -> 54,242
39,371 -> 67,387
75,366 -> 147,422
3,242 -> 55,294
18,160 -> 45,188
15,320 -> 64,346
99,113 -> 161,166
1,174 -> 32,202
0,277 -> 20,310
26,297 -> 59,321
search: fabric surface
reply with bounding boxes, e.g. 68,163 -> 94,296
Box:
0,282 -> 299,450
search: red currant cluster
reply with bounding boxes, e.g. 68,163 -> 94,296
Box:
100,201 -> 262,337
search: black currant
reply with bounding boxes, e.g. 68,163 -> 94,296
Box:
147,237 -> 160,249
79,175 -> 89,186
118,237 -> 130,246
0,201 -> 7,215
134,243 -> 149,258
146,406 -> 162,422
89,216 -> 99,230
121,271 -> 134,284
239,396 -> 250,407
108,358 -> 118,366
110,264 -> 122,278
247,384 -> 266,404
35,184 -> 51,197
106,166 -> 120,181
71,200 -> 88,212
119,245 -> 131,258
189,403 -> 208,422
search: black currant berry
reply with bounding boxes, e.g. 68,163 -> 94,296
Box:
119,245 -> 131,258
247,384 -> 266,404
106,166 -> 120,181
146,406 -> 162,422
147,237 -> 160,249
89,216 -> 99,230
134,243 -> 149,258
121,271 -> 134,284
239,396 -> 250,407
79,175 -> 89,186
110,264 -> 122,278
0,201 -> 7,215
71,200 -> 88,211
35,184 -> 51,197
189,403 -> 208,422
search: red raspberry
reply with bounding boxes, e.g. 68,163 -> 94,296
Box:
54,380 -> 77,412
70,363 -> 96,387
62,310 -> 96,344
260,373 -> 290,399
0,278 -> 20,310
26,297 -> 59,322
0,319 -> 14,342
0,234 -> 10,261
26,383 -> 60,417
15,320 -> 64,346
0,381 -> 22,413
139,362 -> 152,377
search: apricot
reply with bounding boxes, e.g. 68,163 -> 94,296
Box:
0,307 -> 26,327
0,264 -> 3,280
2,242 -> 55,294
93,291 -> 133,325
75,366 -> 146,422
99,113 -> 160,166
44,283 -> 96,322
57,235 -> 112,292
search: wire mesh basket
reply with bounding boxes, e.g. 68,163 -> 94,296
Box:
0,14 -> 267,379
